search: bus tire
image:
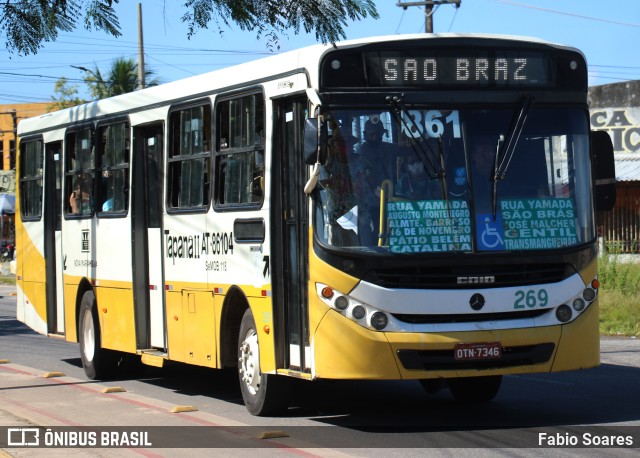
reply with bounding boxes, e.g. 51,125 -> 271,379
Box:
238,308 -> 288,416
448,375 -> 502,403
78,290 -> 118,380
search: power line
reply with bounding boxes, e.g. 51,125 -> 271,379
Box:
492,0 -> 640,28
0,71 -> 83,83
447,5 -> 460,32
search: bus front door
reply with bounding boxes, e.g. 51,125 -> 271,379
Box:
131,123 -> 166,350
272,97 -> 310,373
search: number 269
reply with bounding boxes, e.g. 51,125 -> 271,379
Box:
514,289 -> 548,309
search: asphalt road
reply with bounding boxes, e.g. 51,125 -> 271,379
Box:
0,288 -> 639,457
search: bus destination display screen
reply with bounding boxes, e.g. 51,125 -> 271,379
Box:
318,41 -> 590,90
365,52 -> 550,88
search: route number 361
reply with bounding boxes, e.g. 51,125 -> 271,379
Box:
401,110 -> 461,139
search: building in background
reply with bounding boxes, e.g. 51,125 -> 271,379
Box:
589,80 -> 640,254
0,103 -> 50,247
1,103 -> 50,171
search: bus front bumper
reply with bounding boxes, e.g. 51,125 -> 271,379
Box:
312,303 -> 599,380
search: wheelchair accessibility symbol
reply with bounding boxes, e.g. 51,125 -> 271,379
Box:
476,214 -> 505,250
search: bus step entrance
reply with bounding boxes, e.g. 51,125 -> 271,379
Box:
139,350 -> 167,368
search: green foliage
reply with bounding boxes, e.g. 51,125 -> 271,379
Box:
82,57 -> 159,100
598,256 -> 640,336
48,77 -> 87,110
0,1 -> 121,55
182,0 -> 379,47
598,255 -> 640,295
83,0 -> 121,36
0,1 -> 378,55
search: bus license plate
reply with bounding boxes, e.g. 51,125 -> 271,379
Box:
454,342 -> 502,361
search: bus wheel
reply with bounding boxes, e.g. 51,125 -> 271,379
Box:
238,308 -> 288,416
78,290 -> 118,380
448,375 -> 502,403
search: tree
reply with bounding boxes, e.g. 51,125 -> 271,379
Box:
1,0 -> 121,56
0,1 -> 379,56
48,77 -> 87,111
82,57 -> 159,100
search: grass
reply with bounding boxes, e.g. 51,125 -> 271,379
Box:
598,256 -> 640,337
3,257 -> 638,336
0,275 -> 15,285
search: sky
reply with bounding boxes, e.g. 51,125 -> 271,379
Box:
0,0 -> 639,107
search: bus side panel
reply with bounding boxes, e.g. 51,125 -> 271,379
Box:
165,289 -> 218,368
249,295 -> 276,374
552,301 -> 600,370
166,291 -> 184,362
18,281 -> 47,336
62,280 -> 78,342
95,286 -> 137,354
15,217 -> 48,335
181,290 -> 216,368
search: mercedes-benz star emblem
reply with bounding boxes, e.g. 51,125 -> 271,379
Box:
469,293 -> 485,311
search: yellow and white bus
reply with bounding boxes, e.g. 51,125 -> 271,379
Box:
16,34 -> 615,415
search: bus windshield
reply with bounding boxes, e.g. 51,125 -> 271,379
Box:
314,106 -> 593,253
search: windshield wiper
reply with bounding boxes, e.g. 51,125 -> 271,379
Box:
491,96 -> 534,219
386,96 -> 447,201
437,136 -> 450,208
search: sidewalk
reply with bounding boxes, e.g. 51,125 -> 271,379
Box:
0,362 -> 340,458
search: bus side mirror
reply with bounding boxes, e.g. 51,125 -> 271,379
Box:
590,130 -> 616,212
304,118 -> 327,165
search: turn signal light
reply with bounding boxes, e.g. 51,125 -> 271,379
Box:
321,287 -> 334,299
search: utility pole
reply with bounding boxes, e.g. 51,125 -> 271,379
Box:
137,3 -> 146,90
397,1 -> 461,33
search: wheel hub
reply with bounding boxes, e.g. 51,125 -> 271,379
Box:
239,330 -> 261,395
82,310 -> 95,362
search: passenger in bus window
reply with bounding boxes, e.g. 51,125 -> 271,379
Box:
100,171 -> 113,212
357,119 -> 395,187
325,131 -> 358,246
102,196 -> 113,212
70,178 -> 92,215
354,119 -> 395,245
396,155 -> 438,200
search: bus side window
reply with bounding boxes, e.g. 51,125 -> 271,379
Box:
65,126 -> 96,217
224,158 -> 242,204
97,122 -> 130,214
167,102 -> 212,211
214,93 -> 265,208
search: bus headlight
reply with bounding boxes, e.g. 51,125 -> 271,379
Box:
556,304 -> 572,323
582,288 -> 596,302
315,283 -> 393,332
352,305 -> 366,320
334,295 -> 349,311
554,275 -> 599,323
572,298 -> 585,312
370,312 -> 388,330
